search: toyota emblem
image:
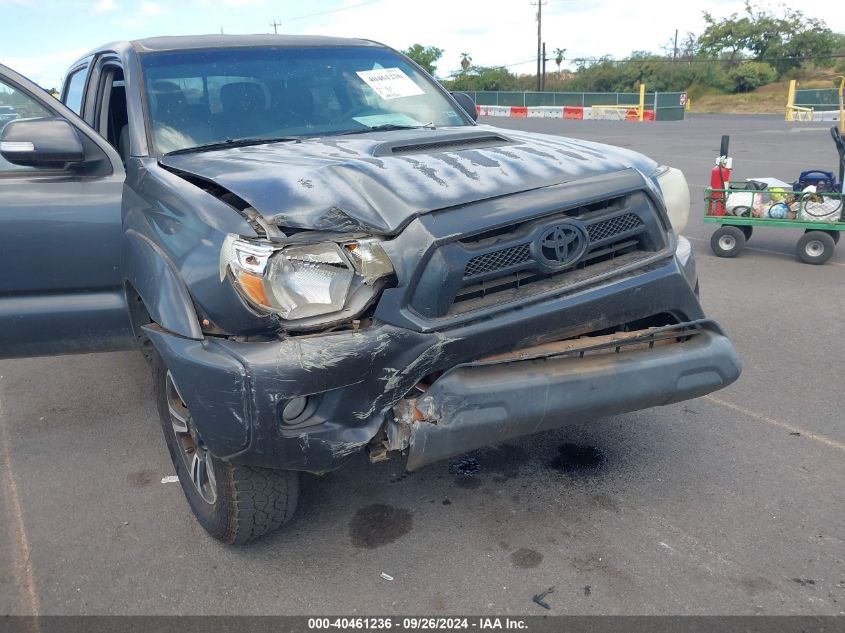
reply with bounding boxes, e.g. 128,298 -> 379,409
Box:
538,223 -> 587,267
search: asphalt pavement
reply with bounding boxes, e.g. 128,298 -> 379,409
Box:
1,114 -> 843,616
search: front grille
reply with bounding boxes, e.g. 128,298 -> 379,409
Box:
450,246 -> 650,316
460,195 -> 627,247
587,213 -> 642,242
462,211 -> 645,280
407,186 -> 668,322
465,244 -> 531,278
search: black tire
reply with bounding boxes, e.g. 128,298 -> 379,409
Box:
796,231 -> 836,265
710,225 -> 746,258
823,230 -> 840,244
152,352 -> 299,544
738,225 -> 753,240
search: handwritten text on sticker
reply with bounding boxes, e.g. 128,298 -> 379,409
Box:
356,68 -> 425,100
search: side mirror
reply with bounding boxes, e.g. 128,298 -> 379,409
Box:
0,117 -> 85,169
451,92 -> 478,122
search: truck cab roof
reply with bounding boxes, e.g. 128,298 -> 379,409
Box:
72,33 -> 382,67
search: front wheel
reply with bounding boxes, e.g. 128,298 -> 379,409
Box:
796,231 -> 836,265
153,353 -> 299,544
710,225 -> 746,258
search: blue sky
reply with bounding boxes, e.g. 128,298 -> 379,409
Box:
2,0 -> 843,89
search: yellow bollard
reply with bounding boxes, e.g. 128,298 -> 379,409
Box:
685,96 -> 691,112
638,83 -> 645,122
785,79 -> 796,121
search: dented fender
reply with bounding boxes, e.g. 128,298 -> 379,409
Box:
142,320 -> 461,472
123,229 -> 203,340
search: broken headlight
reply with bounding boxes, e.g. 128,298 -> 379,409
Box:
653,165 -> 690,234
220,235 -> 394,324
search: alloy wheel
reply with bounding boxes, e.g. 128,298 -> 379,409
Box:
165,371 -> 217,505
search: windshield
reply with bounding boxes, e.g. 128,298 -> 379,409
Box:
139,46 -> 470,154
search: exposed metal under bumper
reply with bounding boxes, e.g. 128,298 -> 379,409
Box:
401,320 -> 741,471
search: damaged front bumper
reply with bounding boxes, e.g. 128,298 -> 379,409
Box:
390,320 -> 740,471
143,255 -> 739,474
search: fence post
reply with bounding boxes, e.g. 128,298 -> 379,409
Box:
638,83 -> 645,122
785,79 -> 796,121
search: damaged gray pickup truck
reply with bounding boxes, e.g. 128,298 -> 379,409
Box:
0,34 -> 740,544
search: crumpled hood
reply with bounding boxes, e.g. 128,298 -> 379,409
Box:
160,124 -> 659,234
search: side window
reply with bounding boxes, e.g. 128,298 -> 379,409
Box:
63,66 -> 90,115
0,79 -> 53,173
94,66 -> 129,162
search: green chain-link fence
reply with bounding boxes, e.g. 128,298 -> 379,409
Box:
795,89 -> 840,112
464,91 -> 686,121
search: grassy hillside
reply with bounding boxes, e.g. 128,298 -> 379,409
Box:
690,78 -> 838,114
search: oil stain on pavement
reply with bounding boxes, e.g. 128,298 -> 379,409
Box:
510,547 -> 544,568
349,503 -> 413,549
550,443 -> 606,475
449,457 -> 482,488
126,470 -> 155,487
449,457 -> 481,476
475,444 -> 529,482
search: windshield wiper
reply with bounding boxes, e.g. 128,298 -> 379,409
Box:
332,123 -> 436,137
164,136 -> 301,156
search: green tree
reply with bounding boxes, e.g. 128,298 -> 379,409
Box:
698,10 -> 754,66
460,53 -> 472,73
565,53 -> 730,94
554,48 -> 566,73
402,44 -> 444,76
444,65 -> 516,91
698,1 -> 836,75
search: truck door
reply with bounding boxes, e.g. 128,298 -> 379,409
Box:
0,63 -> 132,358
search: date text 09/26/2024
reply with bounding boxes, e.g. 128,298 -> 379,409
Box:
307,617 -> 528,630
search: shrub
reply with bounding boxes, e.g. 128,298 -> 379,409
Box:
729,61 -> 778,92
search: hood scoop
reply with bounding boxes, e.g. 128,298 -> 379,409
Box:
375,132 -> 512,157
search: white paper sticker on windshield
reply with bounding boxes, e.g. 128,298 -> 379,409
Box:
356,68 -> 425,100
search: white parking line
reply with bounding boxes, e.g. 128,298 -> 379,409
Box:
0,400 -> 42,621
705,395 -> 845,452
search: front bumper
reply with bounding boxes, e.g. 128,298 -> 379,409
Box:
400,320 -> 739,471
144,254 -> 736,474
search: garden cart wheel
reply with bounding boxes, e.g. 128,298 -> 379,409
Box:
796,231 -> 836,265
710,225 -> 746,258
822,230 -> 840,244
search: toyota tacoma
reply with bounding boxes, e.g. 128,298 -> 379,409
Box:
0,35 -> 740,544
